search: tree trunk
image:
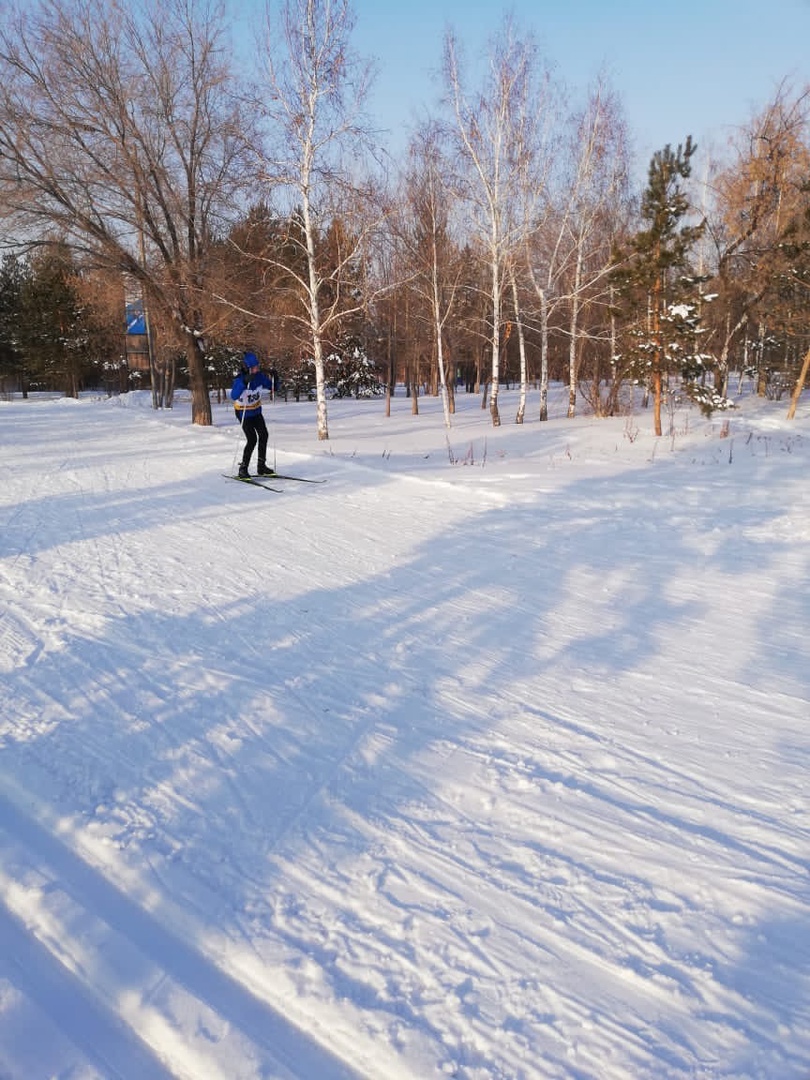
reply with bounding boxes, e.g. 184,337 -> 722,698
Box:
653,365 -> 662,436
756,323 -> 767,397
787,347 -> 810,419
652,274 -> 663,436
489,257 -> 502,426
539,288 -> 549,422
567,248 -> 583,419
510,271 -> 527,425
184,329 -> 212,425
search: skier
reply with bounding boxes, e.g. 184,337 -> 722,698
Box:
230,352 -> 278,478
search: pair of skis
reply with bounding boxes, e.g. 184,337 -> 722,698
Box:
224,471 -> 325,493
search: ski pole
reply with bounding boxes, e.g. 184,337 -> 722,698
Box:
270,388 -> 277,473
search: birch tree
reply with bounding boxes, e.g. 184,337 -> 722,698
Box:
399,123 -> 464,428
559,82 -> 629,418
0,0 -> 251,425
526,205 -> 567,422
257,0 -> 378,440
505,259 -> 530,423
525,78 -> 628,420
444,17 -> 546,426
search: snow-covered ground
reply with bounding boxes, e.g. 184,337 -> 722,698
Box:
0,382 -> 808,1079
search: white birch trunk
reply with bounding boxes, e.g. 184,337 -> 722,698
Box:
567,247 -> 583,418
510,269 -> 527,424
539,287 -> 549,422
490,252 -> 502,426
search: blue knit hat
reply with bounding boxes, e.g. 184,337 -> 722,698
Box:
243,351 -> 259,369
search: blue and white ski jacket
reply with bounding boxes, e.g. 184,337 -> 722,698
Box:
231,371 -> 274,417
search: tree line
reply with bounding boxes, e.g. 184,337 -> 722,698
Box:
0,0 -> 808,437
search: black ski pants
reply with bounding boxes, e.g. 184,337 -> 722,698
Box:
239,411 -> 269,467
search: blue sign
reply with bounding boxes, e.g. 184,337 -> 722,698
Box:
126,300 -> 146,336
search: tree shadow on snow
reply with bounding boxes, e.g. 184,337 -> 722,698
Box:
0,437 -> 807,1077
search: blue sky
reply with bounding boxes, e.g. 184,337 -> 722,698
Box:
237,0 -> 810,183
347,0 -> 810,180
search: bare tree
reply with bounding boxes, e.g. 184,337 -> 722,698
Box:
256,0 -> 380,440
444,17 -> 548,427
0,0 -> 253,424
559,79 -> 630,418
525,77 -> 628,420
526,207 -> 567,422
704,83 -> 810,399
397,122 -> 466,428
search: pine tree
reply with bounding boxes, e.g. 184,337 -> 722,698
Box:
613,137 -> 707,434
18,249 -> 113,397
0,254 -> 29,395
19,252 -> 82,396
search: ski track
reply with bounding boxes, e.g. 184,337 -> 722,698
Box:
0,394 -> 808,1078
